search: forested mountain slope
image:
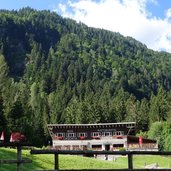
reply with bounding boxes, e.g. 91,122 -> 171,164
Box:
1,8 -> 171,147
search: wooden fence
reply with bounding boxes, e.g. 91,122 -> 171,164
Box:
30,149 -> 171,171
0,142 -> 32,171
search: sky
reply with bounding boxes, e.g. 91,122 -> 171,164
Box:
1,0 -> 171,52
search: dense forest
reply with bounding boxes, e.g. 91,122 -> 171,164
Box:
1,7 -> 171,149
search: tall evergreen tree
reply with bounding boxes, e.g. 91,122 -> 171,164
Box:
149,87 -> 169,124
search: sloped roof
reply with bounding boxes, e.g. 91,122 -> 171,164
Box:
47,122 -> 136,128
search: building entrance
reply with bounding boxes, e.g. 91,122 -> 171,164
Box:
105,144 -> 110,151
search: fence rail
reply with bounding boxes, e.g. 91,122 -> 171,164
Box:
0,142 -> 32,171
30,149 -> 171,171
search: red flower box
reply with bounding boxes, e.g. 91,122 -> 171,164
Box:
80,136 -> 85,140
92,136 -> 100,139
116,135 -> 123,139
56,136 -> 64,140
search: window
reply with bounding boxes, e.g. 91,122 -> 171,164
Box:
91,132 -> 101,137
78,133 -> 87,137
66,133 -> 76,137
102,132 -> 112,136
114,131 -> 124,136
113,144 -> 124,148
56,133 -> 65,137
92,145 -> 102,149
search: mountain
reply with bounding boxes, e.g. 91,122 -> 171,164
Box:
0,7 -> 171,146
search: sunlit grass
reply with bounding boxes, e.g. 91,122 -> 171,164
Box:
0,148 -> 171,170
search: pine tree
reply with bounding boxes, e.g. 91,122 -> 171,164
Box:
0,54 -> 9,89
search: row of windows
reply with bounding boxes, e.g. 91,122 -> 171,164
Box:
56,133 -> 87,138
56,131 -> 124,138
91,131 -> 124,137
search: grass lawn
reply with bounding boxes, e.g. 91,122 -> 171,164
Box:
0,148 -> 171,170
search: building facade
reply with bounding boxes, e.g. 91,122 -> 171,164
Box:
47,122 -> 158,151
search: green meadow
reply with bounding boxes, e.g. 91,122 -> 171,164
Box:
0,148 -> 171,170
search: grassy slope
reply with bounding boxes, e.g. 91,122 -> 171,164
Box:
0,148 -> 171,170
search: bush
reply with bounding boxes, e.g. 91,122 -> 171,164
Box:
119,148 -> 126,151
148,121 -> 171,151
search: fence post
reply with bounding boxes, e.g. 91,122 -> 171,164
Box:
17,145 -> 22,171
54,154 -> 59,170
128,152 -> 133,169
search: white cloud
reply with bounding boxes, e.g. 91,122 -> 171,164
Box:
57,0 -> 171,52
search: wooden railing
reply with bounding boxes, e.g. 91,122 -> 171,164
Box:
30,149 -> 171,171
0,142 -> 32,171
